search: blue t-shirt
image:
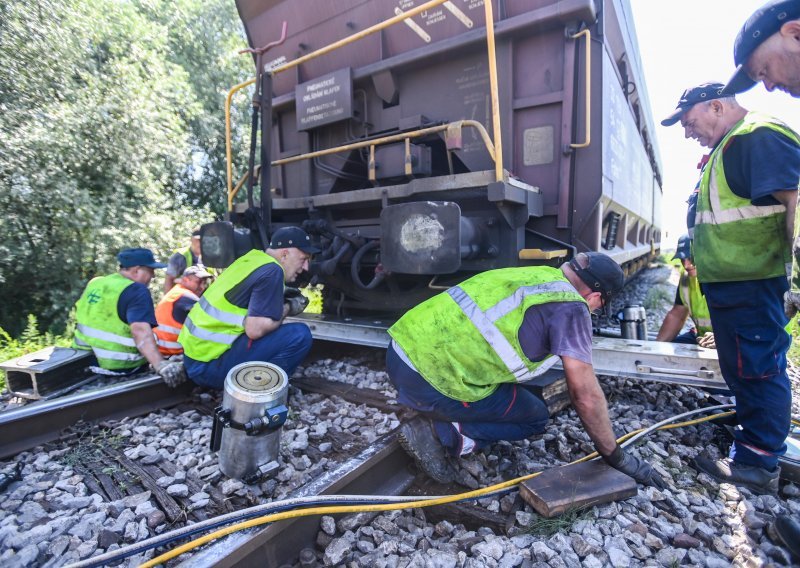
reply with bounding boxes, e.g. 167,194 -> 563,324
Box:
117,283 -> 157,327
722,127 -> 800,203
172,295 -> 198,325
518,301 -> 593,365
224,263 -> 284,321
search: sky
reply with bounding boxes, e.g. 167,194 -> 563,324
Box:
629,0 -> 800,247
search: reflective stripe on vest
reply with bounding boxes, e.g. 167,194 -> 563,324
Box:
694,112 -> 799,283
73,273 -> 147,370
388,267 -> 586,402
155,284 -> 200,355
447,281 -> 575,382
178,250 -> 281,362
678,270 -> 713,335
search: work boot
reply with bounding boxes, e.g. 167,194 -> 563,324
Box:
397,418 -> 456,484
774,515 -> 800,561
692,455 -> 779,495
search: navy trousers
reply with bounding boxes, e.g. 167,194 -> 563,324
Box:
702,276 -> 791,470
386,343 -> 550,456
673,330 -> 699,345
184,323 -> 313,389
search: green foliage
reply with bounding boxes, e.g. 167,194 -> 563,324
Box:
643,285 -> 674,310
0,0 -> 253,335
522,505 -> 592,538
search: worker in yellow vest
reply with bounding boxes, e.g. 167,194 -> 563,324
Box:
178,226 -> 318,389
73,248 -> 185,387
661,79 -> 800,495
387,252 -> 666,489
656,235 -> 714,348
155,265 -> 213,355
723,0 -> 800,558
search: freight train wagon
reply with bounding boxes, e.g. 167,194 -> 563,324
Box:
204,0 -> 663,315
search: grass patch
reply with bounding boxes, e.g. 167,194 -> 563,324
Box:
643,285 -> 674,311
522,505 -> 592,538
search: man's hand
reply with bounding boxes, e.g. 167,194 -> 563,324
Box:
156,360 -> 186,388
697,332 -> 716,349
784,290 -> 800,319
603,445 -> 667,488
284,287 -> 309,317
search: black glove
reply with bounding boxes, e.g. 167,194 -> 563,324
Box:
284,287 -> 309,316
602,445 -> 667,489
156,360 -> 186,388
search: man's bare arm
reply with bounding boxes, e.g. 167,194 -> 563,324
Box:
561,355 -> 617,457
131,322 -> 165,368
243,304 -> 289,340
655,305 -> 689,342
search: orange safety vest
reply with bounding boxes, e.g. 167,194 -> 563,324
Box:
155,284 -> 200,355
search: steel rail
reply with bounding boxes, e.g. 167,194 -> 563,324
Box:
0,375 -> 193,459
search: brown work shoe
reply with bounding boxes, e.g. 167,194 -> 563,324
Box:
397,418 -> 456,484
692,455 -> 779,495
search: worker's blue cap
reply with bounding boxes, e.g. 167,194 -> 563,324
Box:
269,226 -> 320,254
672,235 -> 692,261
569,252 -> 624,304
722,0 -> 800,95
117,248 -> 167,269
661,83 -> 727,126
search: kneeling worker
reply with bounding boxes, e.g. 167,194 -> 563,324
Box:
655,235 -> 715,348
155,265 -> 214,355
179,226 -> 318,389
387,252 -> 665,488
73,248 -> 185,387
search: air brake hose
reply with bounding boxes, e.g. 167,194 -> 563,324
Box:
133,404 -> 748,568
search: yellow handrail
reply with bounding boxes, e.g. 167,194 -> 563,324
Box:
569,28 -> 592,149
271,120 -> 495,167
225,0 -> 508,208
484,0 -> 503,182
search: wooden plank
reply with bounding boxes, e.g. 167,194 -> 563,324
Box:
104,448 -> 184,522
519,459 -> 637,518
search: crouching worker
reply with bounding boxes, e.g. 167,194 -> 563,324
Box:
655,235 -> 715,348
387,252 -> 666,488
155,265 -> 214,355
178,226 -> 318,389
73,248 -> 186,387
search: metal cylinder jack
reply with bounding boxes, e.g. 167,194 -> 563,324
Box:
618,305 -> 648,340
210,361 -> 289,482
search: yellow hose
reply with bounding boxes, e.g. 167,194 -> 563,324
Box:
140,410 -> 748,567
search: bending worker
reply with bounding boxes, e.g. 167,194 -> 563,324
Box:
655,234 -> 714,348
155,265 -> 214,355
73,248 -> 185,387
387,252 -> 666,488
178,226 -> 317,389
723,0 -> 800,558
661,80 -> 800,494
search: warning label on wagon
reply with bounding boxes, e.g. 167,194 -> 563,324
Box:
296,68 -> 353,131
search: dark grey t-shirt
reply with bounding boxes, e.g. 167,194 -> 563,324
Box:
518,301 -> 593,365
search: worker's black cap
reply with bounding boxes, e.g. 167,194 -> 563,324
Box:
269,226 -> 320,254
661,83 -> 727,126
723,0 -> 800,95
569,252 -> 624,304
672,234 -> 692,261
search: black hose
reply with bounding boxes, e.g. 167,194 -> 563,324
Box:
350,240 -> 385,290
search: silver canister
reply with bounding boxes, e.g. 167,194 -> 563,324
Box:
211,361 -> 289,481
619,305 -> 648,340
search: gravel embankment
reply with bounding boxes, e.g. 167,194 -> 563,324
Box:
0,263 -> 798,567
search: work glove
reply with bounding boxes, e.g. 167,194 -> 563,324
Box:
784,290 -> 800,319
284,287 -> 309,317
156,360 -> 186,388
602,445 -> 667,489
697,332 -> 716,349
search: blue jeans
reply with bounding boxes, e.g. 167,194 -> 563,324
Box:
184,323 -> 313,389
702,277 -> 791,470
673,330 -> 698,345
386,343 -> 549,456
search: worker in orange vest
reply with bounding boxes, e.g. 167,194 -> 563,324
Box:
155,265 -> 213,355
